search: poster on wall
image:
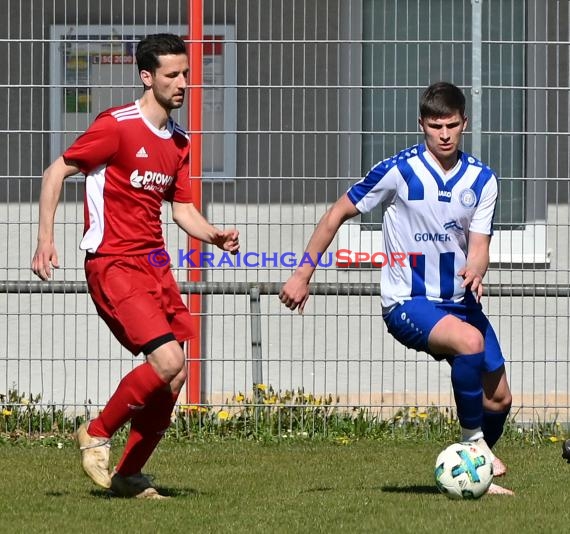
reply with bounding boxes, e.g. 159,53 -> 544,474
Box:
50,25 -> 236,180
64,46 -> 91,113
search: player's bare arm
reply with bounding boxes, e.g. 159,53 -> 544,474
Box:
32,156 -> 81,280
279,194 -> 360,313
458,231 -> 491,302
172,201 -> 240,254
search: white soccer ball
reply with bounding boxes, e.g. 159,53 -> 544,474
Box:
434,442 -> 494,499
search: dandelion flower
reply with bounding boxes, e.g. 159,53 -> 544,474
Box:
2,409 -> 12,416
549,436 -> 559,443
256,384 -> 267,392
218,410 -> 230,421
235,394 -> 244,402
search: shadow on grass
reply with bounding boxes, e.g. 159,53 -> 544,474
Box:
86,487 -> 202,499
300,485 -> 440,495
381,485 -> 440,494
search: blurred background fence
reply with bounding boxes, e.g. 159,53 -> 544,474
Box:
1,0 -> 569,431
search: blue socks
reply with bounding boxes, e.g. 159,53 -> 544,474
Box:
482,409 -> 510,448
451,353 -> 509,450
450,351 -> 485,430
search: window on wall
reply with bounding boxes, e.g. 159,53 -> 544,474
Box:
360,0 -> 526,230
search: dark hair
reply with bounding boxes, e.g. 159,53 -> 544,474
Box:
135,33 -> 187,73
419,82 -> 466,118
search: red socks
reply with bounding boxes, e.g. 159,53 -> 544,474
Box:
115,388 -> 179,476
88,361 -> 167,438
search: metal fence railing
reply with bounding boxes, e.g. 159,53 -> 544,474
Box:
1,0 -> 569,430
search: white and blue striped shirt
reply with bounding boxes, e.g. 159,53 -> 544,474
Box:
347,143 -> 498,310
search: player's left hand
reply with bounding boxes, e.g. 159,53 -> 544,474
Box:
458,266 -> 484,302
213,229 -> 240,255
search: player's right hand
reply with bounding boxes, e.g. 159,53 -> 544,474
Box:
279,273 -> 310,314
31,242 -> 60,281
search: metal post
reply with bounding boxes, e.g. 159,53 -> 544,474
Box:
249,287 -> 264,401
187,0 -> 204,405
471,0 -> 482,158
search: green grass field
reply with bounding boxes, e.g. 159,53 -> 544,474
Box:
0,440 -> 569,533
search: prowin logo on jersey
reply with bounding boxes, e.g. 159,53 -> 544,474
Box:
130,169 -> 174,192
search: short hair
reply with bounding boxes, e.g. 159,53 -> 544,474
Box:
135,33 -> 187,74
419,82 -> 466,119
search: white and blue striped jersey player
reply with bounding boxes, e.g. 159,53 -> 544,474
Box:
346,143 -> 505,372
348,143 -> 496,311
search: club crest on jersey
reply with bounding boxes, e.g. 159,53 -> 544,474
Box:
130,169 -> 174,192
459,188 -> 477,208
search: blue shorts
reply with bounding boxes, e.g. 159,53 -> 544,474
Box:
382,295 -> 505,372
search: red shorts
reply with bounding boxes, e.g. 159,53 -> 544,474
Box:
85,254 -> 195,355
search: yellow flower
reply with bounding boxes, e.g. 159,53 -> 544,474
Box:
235,394 -> 245,402
418,412 -> 428,419
20,398 -> 30,405
179,405 -> 209,413
218,410 -> 230,421
549,436 -> 559,443
255,384 -> 267,392
2,409 -> 12,416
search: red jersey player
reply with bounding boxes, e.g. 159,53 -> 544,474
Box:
31,34 -> 239,499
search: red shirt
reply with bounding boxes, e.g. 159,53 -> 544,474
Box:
64,101 -> 192,256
